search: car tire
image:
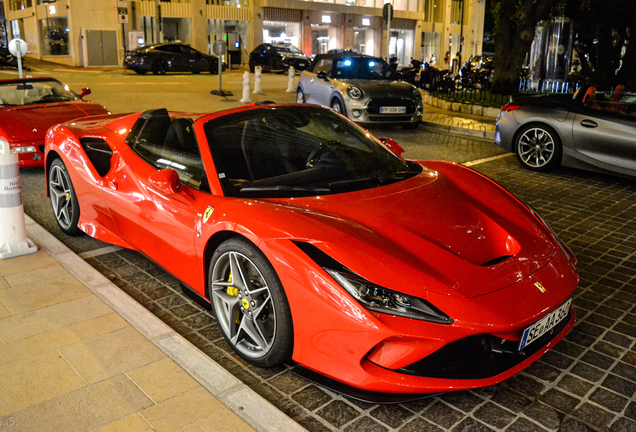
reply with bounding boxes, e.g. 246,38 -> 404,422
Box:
249,59 -> 255,73
331,97 -> 347,117
403,121 -> 420,130
151,60 -> 167,75
208,237 -> 293,368
296,88 -> 305,103
48,158 -> 81,236
134,69 -> 146,75
514,123 -> 562,172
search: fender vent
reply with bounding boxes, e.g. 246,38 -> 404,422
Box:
80,137 -> 113,177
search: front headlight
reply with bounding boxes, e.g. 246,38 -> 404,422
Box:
347,86 -> 363,100
325,269 -> 453,324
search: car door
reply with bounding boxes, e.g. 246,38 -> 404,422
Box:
182,46 -> 207,72
303,58 -> 333,106
571,101 -> 636,170
253,44 -> 268,69
102,113 -> 210,289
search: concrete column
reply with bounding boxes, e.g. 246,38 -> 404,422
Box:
191,0 -> 208,53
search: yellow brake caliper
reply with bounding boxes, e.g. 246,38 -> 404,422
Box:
225,273 -> 241,324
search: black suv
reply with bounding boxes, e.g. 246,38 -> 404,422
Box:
248,43 -> 311,73
123,43 -> 223,75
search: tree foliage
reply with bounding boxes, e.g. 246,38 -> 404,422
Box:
490,0 -> 560,94
565,0 -> 636,89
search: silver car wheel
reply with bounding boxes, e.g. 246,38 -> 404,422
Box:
296,88 -> 305,103
517,127 -> 556,168
48,159 -> 81,235
331,99 -> 344,115
210,250 -> 278,360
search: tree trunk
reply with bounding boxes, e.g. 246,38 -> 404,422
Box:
490,0 -> 559,94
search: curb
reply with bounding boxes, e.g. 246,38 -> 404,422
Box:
421,121 -> 495,140
23,215 -> 307,432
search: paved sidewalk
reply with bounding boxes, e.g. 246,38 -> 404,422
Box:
0,216 -> 305,432
420,105 -> 497,140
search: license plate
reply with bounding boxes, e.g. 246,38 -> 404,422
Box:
380,106 -> 406,114
299,63 -> 306,67
519,298 -> 571,350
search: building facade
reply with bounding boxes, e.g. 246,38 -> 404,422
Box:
3,0 -> 484,68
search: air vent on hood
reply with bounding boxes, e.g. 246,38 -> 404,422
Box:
481,255 -> 514,267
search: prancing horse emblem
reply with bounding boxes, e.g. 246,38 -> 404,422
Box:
203,206 -> 214,224
534,282 -> 547,293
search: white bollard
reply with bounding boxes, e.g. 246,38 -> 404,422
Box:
0,140 -> 37,259
286,66 -> 295,93
240,71 -> 252,104
253,66 -> 264,94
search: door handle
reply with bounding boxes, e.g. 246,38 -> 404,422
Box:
580,119 -> 598,128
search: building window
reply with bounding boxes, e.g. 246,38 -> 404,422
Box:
9,0 -> 33,11
39,16 -> 68,55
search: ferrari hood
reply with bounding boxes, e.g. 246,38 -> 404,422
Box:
1,103 -> 99,142
278,167 -> 556,298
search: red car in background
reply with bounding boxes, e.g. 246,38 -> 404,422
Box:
0,77 -> 109,168
44,104 -> 578,396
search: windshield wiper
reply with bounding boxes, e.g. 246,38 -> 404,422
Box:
239,185 -> 330,193
329,170 -> 416,191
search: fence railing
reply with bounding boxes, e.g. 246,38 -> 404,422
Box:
427,74 -> 578,108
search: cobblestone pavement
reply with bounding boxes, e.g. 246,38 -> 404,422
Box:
79,156 -> 636,432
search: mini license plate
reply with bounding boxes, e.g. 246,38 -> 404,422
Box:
519,298 -> 571,350
298,63 -> 306,67
380,106 -> 406,114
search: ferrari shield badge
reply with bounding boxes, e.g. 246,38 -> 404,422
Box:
203,206 -> 214,224
534,282 -> 547,293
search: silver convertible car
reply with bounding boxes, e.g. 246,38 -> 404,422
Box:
296,52 -> 422,128
495,85 -> 636,177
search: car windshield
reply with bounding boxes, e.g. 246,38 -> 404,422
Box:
205,106 -> 420,198
332,57 -> 396,80
273,45 -> 302,54
0,79 -> 80,106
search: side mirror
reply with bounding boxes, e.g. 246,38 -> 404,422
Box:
149,168 -> 181,195
79,88 -> 91,99
380,137 -> 405,158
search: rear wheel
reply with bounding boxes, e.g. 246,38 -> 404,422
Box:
514,124 -> 562,172
249,59 -> 255,73
403,121 -> 420,130
151,60 -> 167,75
48,159 -> 81,235
134,69 -> 146,75
208,238 -> 293,367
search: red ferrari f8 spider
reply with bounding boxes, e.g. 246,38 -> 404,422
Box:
44,104 -> 578,396
0,78 -> 109,168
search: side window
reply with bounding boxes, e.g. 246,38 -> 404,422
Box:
127,110 -> 207,191
313,59 -> 332,74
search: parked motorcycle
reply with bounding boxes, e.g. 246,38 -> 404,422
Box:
395,58 -> 423,86
0,46 -> 18,69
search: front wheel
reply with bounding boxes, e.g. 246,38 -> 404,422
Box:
208,238 -> 293,367
331,98 -> 347,117
296,88 -> 305,103
49,158 -> 81,235
514,124 -> 562,172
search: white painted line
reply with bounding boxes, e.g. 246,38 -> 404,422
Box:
78,245 -> 123,258
463,153 -> 514,167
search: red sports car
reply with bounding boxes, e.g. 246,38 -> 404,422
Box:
0,77 -> 109,168
44,104 -> 578,395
